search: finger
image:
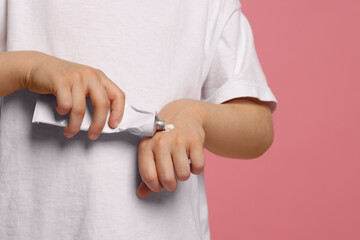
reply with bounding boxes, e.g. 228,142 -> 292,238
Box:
138,140 -> 164,192
136,180 -> 153,199
189,140 -> 205,175
154,140 -> 177,192
87,79 -> 110,140
97,70 -> 125,129
63,81 -> 86,138
171,145 -> 191,181
54,82 -> 72,116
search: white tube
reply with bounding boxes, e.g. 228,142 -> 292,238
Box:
32,94 -> 158,137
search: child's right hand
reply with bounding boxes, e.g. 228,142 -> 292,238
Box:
23,51 -> 125,140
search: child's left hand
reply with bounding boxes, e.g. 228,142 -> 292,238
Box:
136,99 -> 206,199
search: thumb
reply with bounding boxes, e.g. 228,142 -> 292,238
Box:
136,180 -> 153,199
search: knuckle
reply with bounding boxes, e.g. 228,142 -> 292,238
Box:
142,171 -> 158,185
118,89 -> 125,99
94,68 -> 104,76
69,71 -> 82,83
173,136 -> 184,147
191,161 -> 205,174
83,67 -> 99,78
72,106 -> 86,116
154,137 -> 167,150
160,174 -> 175,186
112,89 -> 124,100
57,99 -> 72,111
54,74 -> 67,85
138,141 -> 148,152
93,98 -> 110,109
196,160 -> 206,169
188,134 -> 199,145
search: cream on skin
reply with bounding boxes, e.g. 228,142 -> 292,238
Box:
164,123 -> 175,132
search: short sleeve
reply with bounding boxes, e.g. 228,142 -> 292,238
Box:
201,8 -> 278,114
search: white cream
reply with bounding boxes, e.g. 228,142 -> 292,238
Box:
164,124 -> 175,132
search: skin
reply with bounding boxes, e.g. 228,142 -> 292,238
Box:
136,97 -> 274,198
0,51 -> 274,199
0,51 -> 125,140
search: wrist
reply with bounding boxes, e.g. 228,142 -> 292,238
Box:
167,98 -> 210,128
0,51 -> 43,96
20,51 -> 47,89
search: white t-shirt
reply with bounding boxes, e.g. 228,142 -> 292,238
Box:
0,0 -> 278,239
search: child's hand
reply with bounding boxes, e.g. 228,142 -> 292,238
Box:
136,99 -> 206,198
23,51 -> 125,140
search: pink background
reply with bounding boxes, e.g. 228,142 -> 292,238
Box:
204,0 -> 360,239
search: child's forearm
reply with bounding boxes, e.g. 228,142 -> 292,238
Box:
0,51 -> 36,97
194,97 -> 274,159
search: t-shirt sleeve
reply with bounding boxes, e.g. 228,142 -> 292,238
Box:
200,7 -> 278,114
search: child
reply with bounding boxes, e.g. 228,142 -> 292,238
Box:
0,0 -> 278,239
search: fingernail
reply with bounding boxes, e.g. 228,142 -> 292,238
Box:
89,133 -> 99,140
64,132 -> 74,138
112,119 -> 120,127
